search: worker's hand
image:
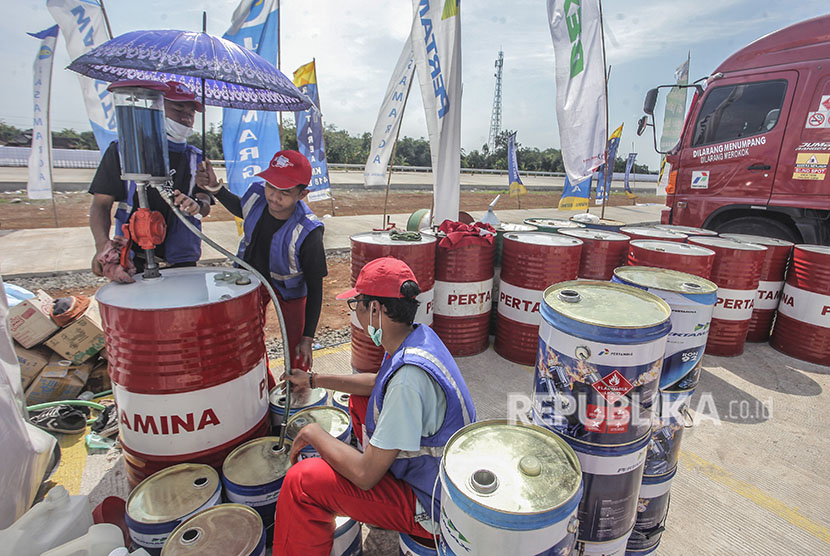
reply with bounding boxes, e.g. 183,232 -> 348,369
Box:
280,369 -> 311,393
296,336 -> 314,370
172,189 -> 201,216
195,159 -> 222,193
288,422 -> 321,464
91,252 -> 105,277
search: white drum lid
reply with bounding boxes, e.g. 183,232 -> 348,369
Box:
630,240 -> 715,256
351,231 -> 436,246
504,231 -> 583,247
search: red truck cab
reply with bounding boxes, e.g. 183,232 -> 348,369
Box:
641,15 -> 830,244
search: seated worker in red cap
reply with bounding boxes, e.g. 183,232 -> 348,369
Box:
89,81 -> 212,278
197,151 -> 325,372
272,257 -> 477,555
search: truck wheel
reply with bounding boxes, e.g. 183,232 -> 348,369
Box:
715,216 -> 801,243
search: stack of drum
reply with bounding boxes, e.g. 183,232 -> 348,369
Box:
494,232 -> 582,365
770,245 -> 830,364
620,226 -> 688,243
558,228 -> 630,280
720,234 -> 794,342
688,237 -> 767,357
349,231 -> 437,372
627,240 -> 716,279
531,280 -> 672,555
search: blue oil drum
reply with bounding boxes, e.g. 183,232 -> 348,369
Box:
644,390 -> 694,476
533,281 -> 671,445
559,432 -> 650,556
161,503 -> 266,556
332,516 -> 363,556
286,406 -> 352,460
126,463 -> 222,555
399,532 -> 438,555
269,386 -> 328,429
440,420 -> 583,555
626,466 -> 677,554
331,391 -> 351,413
613,266 -> 717,391
221,436 -> 292,534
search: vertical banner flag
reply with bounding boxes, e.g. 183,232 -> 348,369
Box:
624,152 -> 637,196
595,124 -> 623,205
547,0 -> 607,185
293,61 -> 331,202
507,132 -> 527,197
222,0 -> 281,196
657,54 -> 690,190
27,25 -> 59,200
365,43 -> 415,186
46,0 -> 116,151
558,174 -> 592,210
410,0 -> 462,224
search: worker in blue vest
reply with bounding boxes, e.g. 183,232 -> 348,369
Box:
198,150 -> 326,372
272,257 -> 477,555
89,81 -> 211,278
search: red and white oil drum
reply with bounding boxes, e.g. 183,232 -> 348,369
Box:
558,228 -> 629,280
495,232 -> 582,365
688,237 -> 768,357
349,231 -> 436,372
620,226 -> 688,243
770,245 -> 830,365
654,224 -> 718,238
628,240 -> 716,279
97,268 -> 270,487
720,234 -> 793,343
491,223 -> 538,334
433,231 -> 495,356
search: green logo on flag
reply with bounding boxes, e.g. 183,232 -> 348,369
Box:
565,0 -> 584,78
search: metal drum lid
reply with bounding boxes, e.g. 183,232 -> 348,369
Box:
689,236 -> 767,252
350,230 -> 437,247
719,234 -> 794,248
127,463 -> 220,524
222,436 -> 292,487
286,406 -> 351,440
794,244 -> 830,256
544,280 -> 671,330
332,391 -> 350,408
614,266 -> 717,295
620,226 -> 688,240
161,504 -> 263,556
442,420 -> 582,514
630,240 -> 715,257
270,386 -> 328,411
655,224 -> 718,236
96,267 -> 260,310
504,231 -> 583,247
523,218 -> 585,230
558,228 -> 630,242
497,222 -> 538,233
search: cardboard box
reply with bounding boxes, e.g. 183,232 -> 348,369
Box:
8,290 -> 59,348
14,343 -> 51,389
45,299 -> 105,365
84,357 -> 112,394
25,354 -> 93,405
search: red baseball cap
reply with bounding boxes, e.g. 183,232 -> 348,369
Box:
256,150 -> 312,189
336,257 -> 419,300
164,81 -> 204,112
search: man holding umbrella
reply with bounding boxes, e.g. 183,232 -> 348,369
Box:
88,81 -> 212,277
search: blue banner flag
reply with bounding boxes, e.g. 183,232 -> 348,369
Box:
222,0 -> 281,196
293,61 -> 331,202
624,152 -> 638,196
558,174 -> 592,210
595,124 -> 623,205
507,132 -> 526,198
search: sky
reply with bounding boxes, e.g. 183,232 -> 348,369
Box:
2,1 -> 828,171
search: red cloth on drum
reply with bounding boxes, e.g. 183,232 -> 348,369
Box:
272,393 -> 433,555
436,220 -> 495,248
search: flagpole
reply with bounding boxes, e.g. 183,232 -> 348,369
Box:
201,12 -> 207,156
598,0 -> 609,220
277,0 -> 283,144
311,58 -> 336,216
382,73 -> 414,229
98,0 -> 114,39
47,65 -> 57,228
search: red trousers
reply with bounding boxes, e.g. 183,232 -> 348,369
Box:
260,285 -> 306,390
272,396 -> 433,555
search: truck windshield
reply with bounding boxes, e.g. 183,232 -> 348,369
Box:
691,80 -> 787,147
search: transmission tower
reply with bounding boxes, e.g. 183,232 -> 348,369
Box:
487,49 -> 504,153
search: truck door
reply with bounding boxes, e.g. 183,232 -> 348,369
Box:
673,72 -> 796,226
771,75 -> 830,202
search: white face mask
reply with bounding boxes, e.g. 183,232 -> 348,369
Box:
166,117 -> 193,143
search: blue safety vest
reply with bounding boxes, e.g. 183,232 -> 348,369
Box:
365,324 -> 477,523
114,141 -> 203,265
236,182 -> 323,300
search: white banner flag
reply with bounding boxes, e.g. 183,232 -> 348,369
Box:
547,0 -> 607,185
410,0 -> 462,225
27,26 -> 59,200
365,43 -> 415,187
47,0 -> 117,151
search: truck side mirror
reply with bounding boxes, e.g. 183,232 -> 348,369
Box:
637,116 -> 648,137
643,88 -> 659,116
